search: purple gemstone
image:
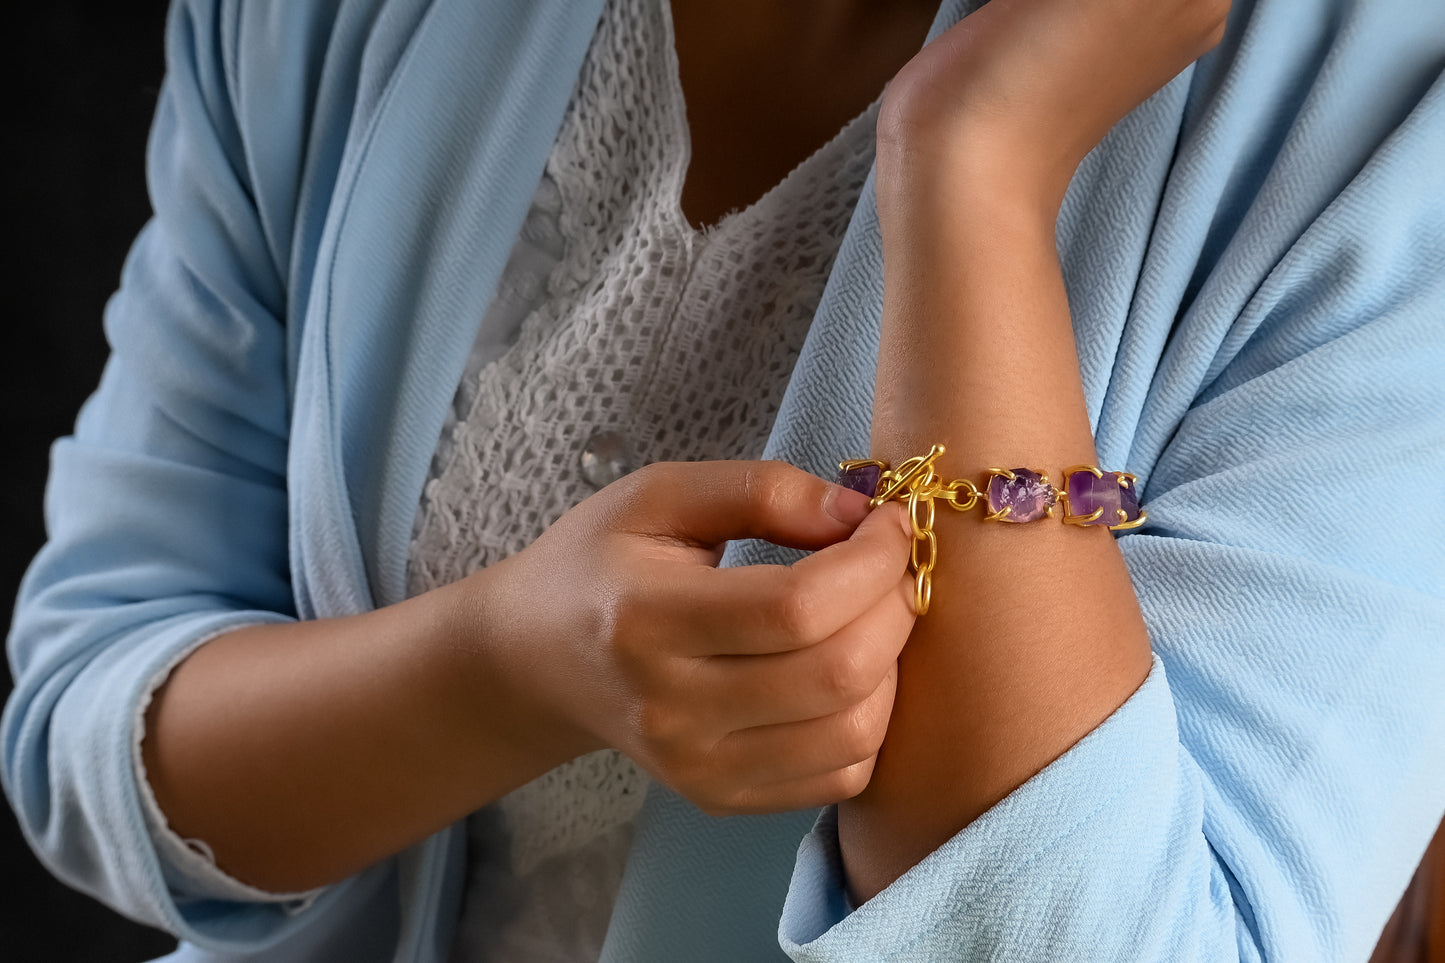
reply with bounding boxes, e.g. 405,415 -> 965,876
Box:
837,464 -> 882,498
986,469 -> 1055,523
1067,470 -> 1141,527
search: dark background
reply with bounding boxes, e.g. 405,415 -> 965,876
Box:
3,2 -> 178,959
0,3 -> 1435,962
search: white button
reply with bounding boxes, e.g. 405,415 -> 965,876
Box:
580,430 -> 635,489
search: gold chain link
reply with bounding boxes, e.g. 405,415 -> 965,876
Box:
872,445 -> 949,615
839,446 -> 1146,616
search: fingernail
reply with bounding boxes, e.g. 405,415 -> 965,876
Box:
896,503 -> 912,537
825,485 -> 872,526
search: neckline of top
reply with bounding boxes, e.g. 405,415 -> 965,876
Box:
655,0 -> 881,239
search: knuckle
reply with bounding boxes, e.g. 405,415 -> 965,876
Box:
769,576 -> 821,642
634,700 -> 688,757
830,761 -> 875,802
596,586 -> 627,646
604,591 -> 647,672
614,461 -> 667,505
594,466 -> 659,531
818,645 -> 873,705
837,705 -> 887,763
629,460 -> 669,488
877,66 -> 947,152
743,461 -> 794,522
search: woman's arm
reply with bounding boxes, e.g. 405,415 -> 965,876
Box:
774,3 -> 1445,959
139,580 -> 579,894
144,460 -> 912,893
5,0 -> 913,920
840,0 -> 1229,901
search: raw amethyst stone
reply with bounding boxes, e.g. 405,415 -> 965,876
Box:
1067,470 -> 1142,527
837,463 -> 882,498
986,469 -> 1055,523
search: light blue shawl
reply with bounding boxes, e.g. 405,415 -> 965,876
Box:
4,0 -> 1443,960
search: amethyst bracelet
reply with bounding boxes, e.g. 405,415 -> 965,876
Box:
837,445 -> 1146,614
1059,464 -> 1145,528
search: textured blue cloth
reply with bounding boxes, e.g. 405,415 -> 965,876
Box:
4,0 -> 1443,960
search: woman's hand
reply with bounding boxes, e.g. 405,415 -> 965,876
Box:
878,0 -> 1230,213
143,459 -> 911,893
461,460 -> 916,816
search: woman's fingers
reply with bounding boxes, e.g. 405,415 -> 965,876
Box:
704,663 -> 898,792
520,456 -> 915,812
615,566 -> 910,809
701,759 -> 881,818
610,459 -> 874,551
668,666 -> 898,816
645,501 -> 911,657
694,572 -> 914,728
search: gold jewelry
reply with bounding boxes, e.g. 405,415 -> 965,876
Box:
837,445 -> 1146,615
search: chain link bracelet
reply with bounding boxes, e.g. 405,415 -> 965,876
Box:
838,444 -> 1146,614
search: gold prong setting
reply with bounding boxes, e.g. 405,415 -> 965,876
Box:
836,448 -> 1148,616
1059,466 -> 1147,530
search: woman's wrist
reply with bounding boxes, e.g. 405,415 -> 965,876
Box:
846,49 -> 1156,899
426,567 -> 604,788
876,133 -> 1066,258
874,0 -> 1229,235
140,572 -> 599,893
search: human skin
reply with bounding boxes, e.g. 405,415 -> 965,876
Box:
140,0 -> 1228,900
671,0 -> 940,227
141,3 -> 935,893
143,464 -> 914,892
846,0 -> 1230,902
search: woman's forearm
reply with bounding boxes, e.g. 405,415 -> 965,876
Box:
140,454 -> 911,896
836,156 -> 1154,902
140,570 -> 587,893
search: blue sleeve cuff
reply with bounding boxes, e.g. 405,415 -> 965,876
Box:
133,628 -> 324,914
778,656 -> 1221,962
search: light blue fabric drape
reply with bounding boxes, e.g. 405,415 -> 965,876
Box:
613,2 -> 1445,958
5,0 -> 1443,960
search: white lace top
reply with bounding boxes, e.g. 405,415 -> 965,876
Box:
405,0 -> 879,958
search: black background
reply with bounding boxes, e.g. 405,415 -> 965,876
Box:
3,3 -> 178,959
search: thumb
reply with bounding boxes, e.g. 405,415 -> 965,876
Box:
613,459 -> 872,551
